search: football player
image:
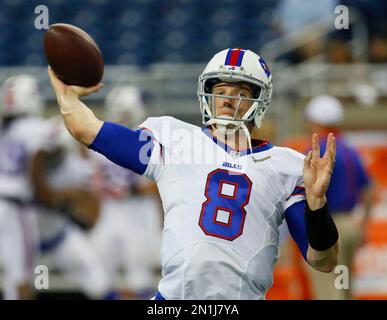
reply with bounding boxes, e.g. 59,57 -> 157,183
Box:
0,74 -> 48,299
48,48 -> 339,299
31,118 -> 111,299
90,86 -> 162,299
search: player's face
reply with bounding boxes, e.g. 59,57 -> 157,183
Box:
212,82 -> 254,120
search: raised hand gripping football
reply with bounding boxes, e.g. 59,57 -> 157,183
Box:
48,66 -> 103,100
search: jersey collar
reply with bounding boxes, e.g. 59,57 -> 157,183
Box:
201,126 -> 273,156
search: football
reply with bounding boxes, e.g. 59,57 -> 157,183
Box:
44,23 -> 104,87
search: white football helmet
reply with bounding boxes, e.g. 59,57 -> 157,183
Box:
105,85 -> 146,128
198,48 -> 273,138
305,95 -> 344,126
0,74 -> 43,117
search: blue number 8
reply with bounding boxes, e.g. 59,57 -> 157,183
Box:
199,169 -> 252,240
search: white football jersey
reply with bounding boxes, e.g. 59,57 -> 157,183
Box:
139,116 -> 306,300
0,116 -> 50,200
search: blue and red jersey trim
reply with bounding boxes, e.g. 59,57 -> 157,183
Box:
286,186 -> 306,201
202,126 -> 273,156
138,126 -> 165,165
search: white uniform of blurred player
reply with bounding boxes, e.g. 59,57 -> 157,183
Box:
0,75 -> 48,299
90,86 -> 162,298
34,118 -> 111,299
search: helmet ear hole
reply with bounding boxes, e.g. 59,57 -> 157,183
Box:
254,113 -> 261,128
253,86 -> 262,99
254,106 -> 267,128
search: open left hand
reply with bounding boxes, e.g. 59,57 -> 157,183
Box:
303,133 -> 336,210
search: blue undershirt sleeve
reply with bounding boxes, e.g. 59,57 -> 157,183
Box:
284,200 -> 309,260
88,121 -> 154,175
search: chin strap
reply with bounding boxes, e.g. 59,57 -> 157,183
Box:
205,96 -> 258,153
240,122 -> 253,152
212,121 -> 253,153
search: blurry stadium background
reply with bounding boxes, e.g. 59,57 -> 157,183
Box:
1,0 -> 387,299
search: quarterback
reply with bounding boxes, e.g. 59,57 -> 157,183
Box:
48,48 -> 339,300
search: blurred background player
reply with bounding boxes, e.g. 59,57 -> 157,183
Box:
303,95 -> 374,300
90,86 -> 162,299
0,74 -> 48,299
31,117 -> 113,299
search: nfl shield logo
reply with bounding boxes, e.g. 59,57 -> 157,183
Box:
230,151 -> 240,159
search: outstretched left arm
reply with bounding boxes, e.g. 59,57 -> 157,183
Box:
304,133 -> 339,272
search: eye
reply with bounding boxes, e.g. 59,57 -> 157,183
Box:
238,92 -> 248,98
214,90 -> 225,96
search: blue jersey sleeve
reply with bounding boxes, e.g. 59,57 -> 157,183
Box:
88,121 -> 155,175
284,200 -> 309,260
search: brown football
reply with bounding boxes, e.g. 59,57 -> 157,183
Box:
44,23 -> 104,87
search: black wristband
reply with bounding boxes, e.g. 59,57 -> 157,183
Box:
304,202 -> 339,251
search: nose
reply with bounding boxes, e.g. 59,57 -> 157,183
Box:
222,98 -> 233,108
220,90 -> 236,107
